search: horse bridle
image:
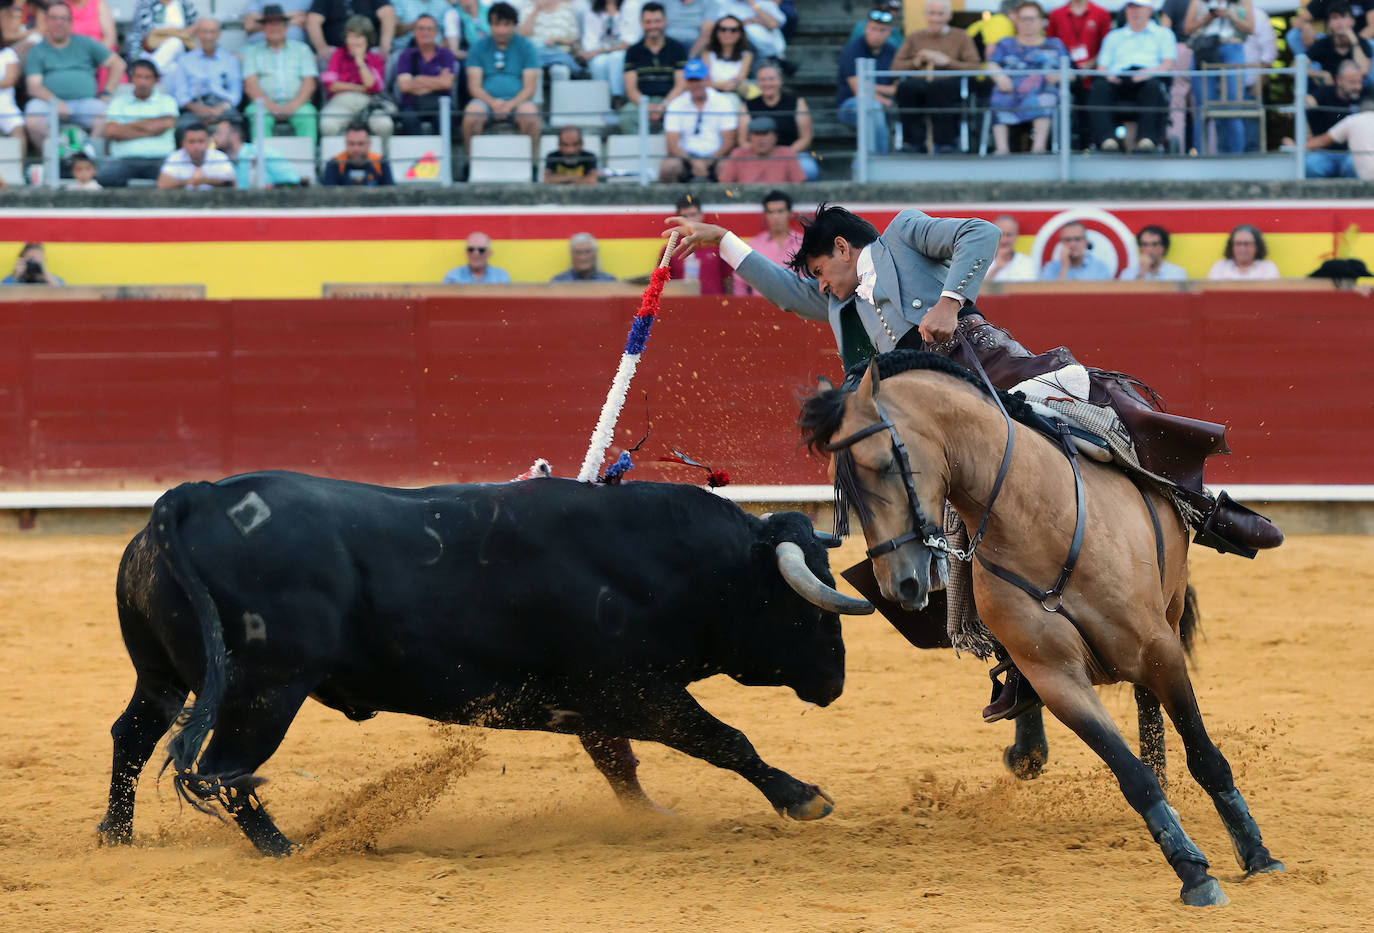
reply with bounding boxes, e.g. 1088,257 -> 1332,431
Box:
824,333 -> 1087,620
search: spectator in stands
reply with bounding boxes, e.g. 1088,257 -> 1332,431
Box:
1040,220 -> 1113,280
732,189 -> 799,296
1290,0 -> 1374,59
445,0 -> 492,59
396,14 -> 455,134
1088,0 -> 1176,153
1207,223 -> 1279,279
518,0 -> 584,77
1182,0 -> 1256,154
1,0 -> 39,66
2,242 -> 64,285
543,123 -> 599,183
66,0 -> 116,82
969,0 -> 1016,60
659,56 -> 737,181
712,0 -> 785,61
321,120 -> 396,183
846,0 -> 903,51
463,2 -> 541,153
658,0 -> 714,54
157,120 -> 236,187
1159,0 -> 1193,152
1291,60 -> 1365,176
836,8 -> 898,155
443,231 -> 511,282
97,59 -> 179,186
171,19 -> 242,133
987,1 -> 1068,155
580,0 -> 642,101
69,150 -> 99,186
321,14 -> 395,137
23,2 -> 125,155
891,0 -> 981,154
125,0 -> 197,78
1121,224 -> 1188,280
986,214 -> 1038,281
1306,3 -> 1372,85
553,233 -> 618,281
308,0 -> 395,62
246,0 -> 312,45
620,2 -> 687,134
211,111 -> 302,187
1045,0 -> 1112,148
702,14 -> 753,101
741,58 -> 816,179
1300,95 -> 1374,178
0,37 -> 22,154
716,114 -> 803,182
668,193 -> 731,294
244,6 -> 319,139
394,0 -> 451,47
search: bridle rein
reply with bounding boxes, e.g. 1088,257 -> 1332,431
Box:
824,334 -> 1088,622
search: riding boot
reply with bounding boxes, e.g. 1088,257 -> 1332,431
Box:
1192,490 -> 1284,558
982,652 -> 1043,723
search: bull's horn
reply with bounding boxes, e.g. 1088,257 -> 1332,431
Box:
812,530 -> 843,548
775,542 -> 874,615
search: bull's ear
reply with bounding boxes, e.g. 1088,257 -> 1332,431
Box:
867,357 -> 881,398
817,375 -> 835,393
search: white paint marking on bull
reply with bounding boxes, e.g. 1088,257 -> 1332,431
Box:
243,612 -> 267,643
227,491 -> 272,537
423,524 -> 443,565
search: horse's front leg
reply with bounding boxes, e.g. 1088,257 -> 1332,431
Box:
1004,708 -> 1049,780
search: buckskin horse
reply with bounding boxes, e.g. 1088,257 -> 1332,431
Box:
799,350 -> 1282,907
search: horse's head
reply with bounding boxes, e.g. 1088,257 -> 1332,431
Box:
801,359 -> 950,611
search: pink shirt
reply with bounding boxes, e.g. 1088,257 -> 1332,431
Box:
733,229 -> 802,296
322,47 -> 385,97
715,145 -> 805,185
1206,258 -> 1280,281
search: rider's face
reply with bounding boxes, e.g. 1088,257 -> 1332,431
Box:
807,238 -> 861,301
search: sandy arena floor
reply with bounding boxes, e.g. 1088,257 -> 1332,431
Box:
0,531 -> 1369,931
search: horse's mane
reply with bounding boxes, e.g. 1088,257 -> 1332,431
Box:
797,349 -> 1036,453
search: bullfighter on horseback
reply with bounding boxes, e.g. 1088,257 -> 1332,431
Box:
665,204 -> 1283,722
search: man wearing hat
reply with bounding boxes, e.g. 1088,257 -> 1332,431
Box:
243,4 -> 320,138
1087,0 -> 1176,152
716,114 -> 805,183
659,57 -> 738,181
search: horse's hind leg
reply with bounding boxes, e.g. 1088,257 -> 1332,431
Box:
96,674 -> 189,845
1135,686 -> 1167,792
1033,672 -> 1228,906
1151,668 -> 1284,878
1004,708 -> 1049,780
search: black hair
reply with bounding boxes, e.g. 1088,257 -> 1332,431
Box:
130,58 -> 159,78
675,192 -> 698,213
181,121 -> 208,138
708,15 -> 754,60
788,203 -> 879,277
488,2 -> 518,24
1326,2 -> 1354,19
70,152 -> 95,165
1137,224 -> 1170,252
641,1 -> 665,15
1224,224 -> 1268,261
762,189 -> 792,211
344,120 -> 370,135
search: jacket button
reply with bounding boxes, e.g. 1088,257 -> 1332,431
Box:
911,298 -> 922,309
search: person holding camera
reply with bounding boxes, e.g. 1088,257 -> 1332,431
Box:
1183,0 -> 1256,154
2,244 -> 66,286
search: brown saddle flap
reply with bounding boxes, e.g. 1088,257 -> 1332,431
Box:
841,559 -> 952,650
1089,372 -> 1230,493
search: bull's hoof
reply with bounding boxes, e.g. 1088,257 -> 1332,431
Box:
1245,854 -> 1285,877
782,788 -> 835,821
1004,744 -> 1048,781
254,837 -> 301,858
1180,877 -> 1229,907
94,819 -> 131,847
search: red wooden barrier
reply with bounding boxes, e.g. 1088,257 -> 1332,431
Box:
1,292 -> 1370,489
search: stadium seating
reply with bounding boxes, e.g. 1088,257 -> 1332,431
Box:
390,134 -> 449,184
466,135 -> 534,183
603,133 -> 666,183
267,135 -> 317,183
0,136 -> 23,187
549,79 -> 612,133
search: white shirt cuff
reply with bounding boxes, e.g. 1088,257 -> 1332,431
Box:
719,231 -> 753,268
940,289 -> 967,306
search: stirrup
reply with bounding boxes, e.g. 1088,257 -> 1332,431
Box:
982,659 -> 1043,723
1192,490 -> 1259,560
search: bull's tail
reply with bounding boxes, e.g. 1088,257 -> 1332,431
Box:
150,483 -> 228,794
1179,582 -> 1201,660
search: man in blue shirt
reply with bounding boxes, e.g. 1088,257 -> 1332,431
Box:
461,2 -> 541,155
1086,0 -> 1176,152
172,18 -> 243,132
2,243 -> 65,286
551,233 -> 618,282
211,113 -> 302,188
836,9 -> 898,154
443,232 -> 512,282
1039,221 -> 1114,280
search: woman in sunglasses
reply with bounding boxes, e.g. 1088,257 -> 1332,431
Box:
704,15 -> 756,100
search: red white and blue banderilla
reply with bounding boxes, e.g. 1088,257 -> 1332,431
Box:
576,232 -> 680,484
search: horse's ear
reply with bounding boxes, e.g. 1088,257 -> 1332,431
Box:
817,375 -> 834,393
867,357 -> 882,398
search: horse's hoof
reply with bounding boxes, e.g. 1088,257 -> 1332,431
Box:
784,788 -> 835,821
1245,855 -> 1285,877
94,820 -> 131,847
1180,877 -> 1229,907
1003,745 -> 1048,781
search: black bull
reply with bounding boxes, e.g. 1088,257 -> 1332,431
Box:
97,472 -> 872,855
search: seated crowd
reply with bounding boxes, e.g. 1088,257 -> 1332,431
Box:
0,0 -> 1369,187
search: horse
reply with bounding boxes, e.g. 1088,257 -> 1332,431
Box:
798,350 -> 1282,907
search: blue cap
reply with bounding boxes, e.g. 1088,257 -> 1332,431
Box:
683,58 -> 708,80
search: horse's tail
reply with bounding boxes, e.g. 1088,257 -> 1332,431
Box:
1179,582 -> 1202,660
151,483 -> 228,793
